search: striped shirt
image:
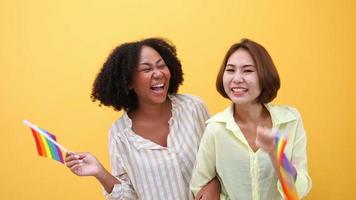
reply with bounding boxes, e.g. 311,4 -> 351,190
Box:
105,94 -> 210,200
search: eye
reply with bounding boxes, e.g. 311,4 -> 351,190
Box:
244,69 -> 254,73
243,67 -> 255,73
225,67 -> 235,72
158,64 -> 166,69
139,66 -> 152,72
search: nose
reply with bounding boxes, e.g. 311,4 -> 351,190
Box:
232,71 -> 243,83
152,68 -> 163,78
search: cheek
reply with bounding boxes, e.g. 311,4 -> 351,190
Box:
222,72 -> 232,85
247,76 -> 261,92
166,70 -> 171,80
133,74 -> 149,88
162,67 -> 171,77
246,73 -> 259,84
222,74 -> 231,91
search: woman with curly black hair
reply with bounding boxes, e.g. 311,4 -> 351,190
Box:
65,38 -> 220,200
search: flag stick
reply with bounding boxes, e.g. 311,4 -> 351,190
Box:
23,119 -> 69,153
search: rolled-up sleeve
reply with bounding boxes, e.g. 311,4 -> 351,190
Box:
277,110 -> 312,199
104,132 -> 138,200
192,96 -> 210,138
190,126 -> 217,196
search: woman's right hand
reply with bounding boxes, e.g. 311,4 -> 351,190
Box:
65,152 -> 104,177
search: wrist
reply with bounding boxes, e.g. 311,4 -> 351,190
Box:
94,163 -> 107,180
268,147 -> 277,159
94,164 -> 119,193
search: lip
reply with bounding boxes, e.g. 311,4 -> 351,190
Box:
151,83 -> 164,88
230,86 -> 247,96
150,82 -> 166,95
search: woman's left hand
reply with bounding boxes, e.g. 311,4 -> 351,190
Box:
256,126 -> 276,154
195,177 -> 221,200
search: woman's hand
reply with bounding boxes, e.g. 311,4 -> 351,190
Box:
65,152 -> 120,193
195,177 -> 221,200
65,152 -> 104,177
256,126 -> 276,155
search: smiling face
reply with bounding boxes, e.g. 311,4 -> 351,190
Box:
222,48 -> 261,106
130,45 -> 171,106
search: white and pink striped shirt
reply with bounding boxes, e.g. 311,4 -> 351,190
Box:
105,94 -> 210,200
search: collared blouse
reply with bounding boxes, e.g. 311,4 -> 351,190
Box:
190,104 -> 312,200
105,94 -> 210,200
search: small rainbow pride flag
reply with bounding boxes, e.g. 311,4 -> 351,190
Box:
275,132 -> 299,200
24,120 -> 68,164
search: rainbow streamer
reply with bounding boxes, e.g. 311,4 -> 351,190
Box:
276,132 -> 299,200
24,120 -> 67,164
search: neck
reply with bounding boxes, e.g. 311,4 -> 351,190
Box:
130,98 -> 171,120
234,102 -> 266,124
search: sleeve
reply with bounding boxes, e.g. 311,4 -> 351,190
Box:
277,109 -> 312,199
191,96 -> 210,138
190,125 -> 217,197
104,130 -> 138,200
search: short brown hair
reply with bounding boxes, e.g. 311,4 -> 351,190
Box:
216,38 -> 280,103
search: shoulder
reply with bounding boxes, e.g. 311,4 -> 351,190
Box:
271,104 -> 301,116
201,113 -> 230,142
205,120 -> 227,133
206,105 -> 233,124
109,114 -> 130,141
172,94 -> 205,106
267,104 -> 303,123
171,94 -> 208,112
205,106 -> 233,133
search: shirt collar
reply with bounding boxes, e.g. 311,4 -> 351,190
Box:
121,94 -> 177,151
264,103 -> 296,125
206,103 -> 296,128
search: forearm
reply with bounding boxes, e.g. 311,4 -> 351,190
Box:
95,166 -> 120,193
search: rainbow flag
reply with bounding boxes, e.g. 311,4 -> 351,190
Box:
24,120 -> 67,164
275,132 -> 299,200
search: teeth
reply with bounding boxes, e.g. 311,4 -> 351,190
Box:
151,83 -> 165,91
231,87 -> 247,92
152,83 -> 164,88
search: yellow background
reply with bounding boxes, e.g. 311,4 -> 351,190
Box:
1,0 -> 355,199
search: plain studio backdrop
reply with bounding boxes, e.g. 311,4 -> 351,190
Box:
0,0 -> 355,199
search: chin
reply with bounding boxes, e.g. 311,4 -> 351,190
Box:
229,97 -> 250,105
151,96 -> 168,104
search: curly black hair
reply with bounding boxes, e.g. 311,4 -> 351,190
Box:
91,38 -> 184,112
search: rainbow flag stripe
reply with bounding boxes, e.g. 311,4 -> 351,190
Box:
276,133 -> 299,200
30,127 -> 64,164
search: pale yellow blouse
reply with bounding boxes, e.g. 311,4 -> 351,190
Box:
190,104 -> 312,200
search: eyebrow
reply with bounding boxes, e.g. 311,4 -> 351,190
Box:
226,64 -> 255,68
